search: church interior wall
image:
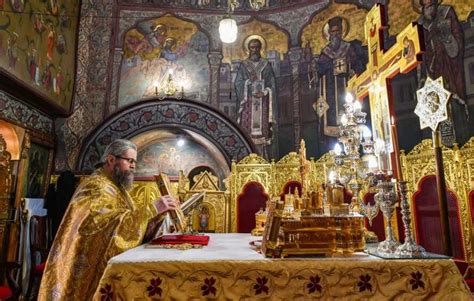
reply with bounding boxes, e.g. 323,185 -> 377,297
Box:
0,3 -> 473,242
0,0 -> 80,114
1,1 -> 474,297
48,0 -> 473,172
0,0 -> 472,174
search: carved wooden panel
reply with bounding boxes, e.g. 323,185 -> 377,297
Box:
401,138 -> 474,262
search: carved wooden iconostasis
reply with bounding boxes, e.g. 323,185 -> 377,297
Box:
0,117 -> 55,284
0,120 -> 21,265
312,138 -> 474,264
127,136 -> 474,265
71,99 -> 474,265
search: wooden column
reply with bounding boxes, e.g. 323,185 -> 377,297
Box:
432,130 -> 452,256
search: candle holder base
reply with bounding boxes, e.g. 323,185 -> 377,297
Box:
364,229 -> 379,244
366,246 -> 448,259
376,238 -> 400,255
395,242 -> 426,258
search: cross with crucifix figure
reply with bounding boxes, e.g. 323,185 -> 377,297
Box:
347,4 -> 423,178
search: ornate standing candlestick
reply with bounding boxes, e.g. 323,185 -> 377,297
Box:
374,179 -> 400,254
395,181 -> 426,257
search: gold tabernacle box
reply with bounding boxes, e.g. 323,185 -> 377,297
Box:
261,199 -> 365,258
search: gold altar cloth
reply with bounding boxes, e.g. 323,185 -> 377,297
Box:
94,234 -> 470,300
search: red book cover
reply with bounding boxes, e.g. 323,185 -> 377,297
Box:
150,235 -> 210,246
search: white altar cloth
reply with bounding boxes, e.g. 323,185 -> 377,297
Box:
111,233 -> 374,263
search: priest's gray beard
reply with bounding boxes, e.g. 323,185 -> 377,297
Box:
112,164 -> 134,190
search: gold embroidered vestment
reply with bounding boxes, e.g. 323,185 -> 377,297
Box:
38,169 -> 157,301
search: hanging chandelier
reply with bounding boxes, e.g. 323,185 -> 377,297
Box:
219,0 -> 267,43
219,15 -> 238,44
155,70 -> 183,100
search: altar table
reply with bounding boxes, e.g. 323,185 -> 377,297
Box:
94,233 -> 470,300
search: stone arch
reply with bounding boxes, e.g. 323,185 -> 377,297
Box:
77,98 -> 255,172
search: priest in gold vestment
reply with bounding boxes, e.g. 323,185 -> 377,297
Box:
38,139 -> 178,301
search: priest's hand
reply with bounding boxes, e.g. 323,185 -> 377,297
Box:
153,195 -> 179,215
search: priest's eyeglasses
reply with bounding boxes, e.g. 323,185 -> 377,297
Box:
114,155 -> 137,165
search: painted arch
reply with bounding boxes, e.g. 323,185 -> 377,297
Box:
77,98 -> 255,172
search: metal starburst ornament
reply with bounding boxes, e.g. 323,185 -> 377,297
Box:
415,77 -> 451,131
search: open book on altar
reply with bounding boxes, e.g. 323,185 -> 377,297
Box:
144,173 -> 206,241
145,192 -> 208,246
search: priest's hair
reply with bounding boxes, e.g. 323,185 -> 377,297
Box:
95,139 -> 137,168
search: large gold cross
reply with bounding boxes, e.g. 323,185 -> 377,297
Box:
347,4 -> 423,170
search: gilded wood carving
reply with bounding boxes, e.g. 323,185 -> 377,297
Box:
401,139 -> 473,263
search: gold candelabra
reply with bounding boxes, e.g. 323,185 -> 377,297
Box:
155,72 -> 184,100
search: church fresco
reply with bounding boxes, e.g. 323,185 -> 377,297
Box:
221,19 -> 289,64
0,0 -> 79,111
301,3 -> 367,55
220,20 -> 288,159
333,0 -> 472,39
301,4 -> 368,154
52,0 -> 474,171
118,15 -> 210,107
303,0 -> 472,55
413,0 -> 470,144
134,136 -> 228,181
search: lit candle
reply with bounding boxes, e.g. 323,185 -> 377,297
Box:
328,171 -> 336,183
368,155 -> 378,171
374,139 -> 385,171
354,101 -> 362,112
345,93 -> 354,104
390,116 -> 403,181
362,125 -> 372,142
334,143 -> 342,156
340,114 -> 348,125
